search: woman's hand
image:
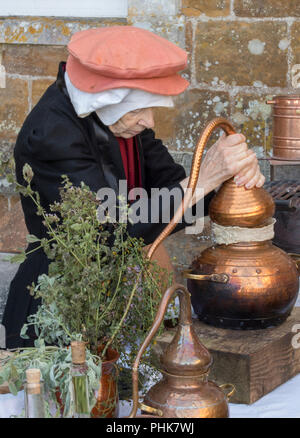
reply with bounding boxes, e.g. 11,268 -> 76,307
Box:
198,133 -> 265,194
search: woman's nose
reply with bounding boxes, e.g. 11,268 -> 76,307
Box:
138,109 -> 155,129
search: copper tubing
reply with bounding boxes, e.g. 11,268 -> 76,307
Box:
127,119 -> 236,417
127,284 -> 192,418
147,117 -> 236,260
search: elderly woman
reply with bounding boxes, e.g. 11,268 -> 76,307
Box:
2,26 -> 264,348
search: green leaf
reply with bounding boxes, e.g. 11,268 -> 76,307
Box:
8,253 -> 26,264
70,223 -> 82,231
0,366 -> 10,383
26,234 -> 40,243
8,382 -> 18,396
2,255 -> 12,262
20,324 -> 29,339
10,364 -> 18,381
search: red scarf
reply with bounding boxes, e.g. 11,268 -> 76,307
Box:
117,136 -> 142,197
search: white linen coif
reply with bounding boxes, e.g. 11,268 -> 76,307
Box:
64,71 -> 174,126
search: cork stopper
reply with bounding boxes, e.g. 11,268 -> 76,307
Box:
71,341 -> 86,364
26,368 -> 41,384
26,368 -> 42,395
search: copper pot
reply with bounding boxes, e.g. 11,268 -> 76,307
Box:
186,241 -> 299,329
267,95 -> 300,160
143,373 -> 233,418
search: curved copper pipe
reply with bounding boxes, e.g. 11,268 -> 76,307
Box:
127,283 -> 192,418
147,117 -> 236,260
127,118 -> 236,418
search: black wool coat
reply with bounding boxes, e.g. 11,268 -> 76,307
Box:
2,62 -> 214,348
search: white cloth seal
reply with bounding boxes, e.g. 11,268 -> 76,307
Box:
211,218 -> 276,245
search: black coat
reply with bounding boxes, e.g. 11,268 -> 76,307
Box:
2,63 -> 214,348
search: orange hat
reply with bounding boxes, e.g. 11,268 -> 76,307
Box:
66,26 -> 189,95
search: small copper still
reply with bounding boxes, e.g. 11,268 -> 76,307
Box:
128,284 -> 234,418
267,95 -> 300,161
147,117 -> 299,329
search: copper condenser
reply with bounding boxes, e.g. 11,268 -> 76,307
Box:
267,94 -> 300,161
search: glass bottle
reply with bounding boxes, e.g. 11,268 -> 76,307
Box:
24,368 -> 46,418
70,341 -> 90,418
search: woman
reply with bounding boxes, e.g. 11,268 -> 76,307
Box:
2,26 -> 264,348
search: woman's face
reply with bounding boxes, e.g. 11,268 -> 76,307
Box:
108,108 -> 155,139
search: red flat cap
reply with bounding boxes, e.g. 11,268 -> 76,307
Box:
66,26 -> 189,95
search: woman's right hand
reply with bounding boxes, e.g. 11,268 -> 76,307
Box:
197,132 -> 265,195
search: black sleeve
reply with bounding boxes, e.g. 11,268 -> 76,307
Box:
15,106 -> 104,209
14,104 -> 107,238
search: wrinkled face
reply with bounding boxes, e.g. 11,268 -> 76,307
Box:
108,108 -> 155,139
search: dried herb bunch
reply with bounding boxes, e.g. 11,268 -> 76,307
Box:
17,166 -> 172,363
1,164 -> 178,416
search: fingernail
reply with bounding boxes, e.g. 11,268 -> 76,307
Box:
235,177 -> 245,186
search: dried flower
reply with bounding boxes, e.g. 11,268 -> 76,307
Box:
22,163 -> 34,183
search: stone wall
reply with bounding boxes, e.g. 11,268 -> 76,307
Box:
0,0 -> 300,287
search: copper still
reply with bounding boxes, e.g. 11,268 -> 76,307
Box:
267,95 -> 300,161
128,284 -> 234,418
147,117 -> 299,330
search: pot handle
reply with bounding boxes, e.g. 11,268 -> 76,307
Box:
266,100 -> 275,105
139,403 -> 163,417
220,383 -> 236,401
288,253 -> 300,273
183,269 -> 229,283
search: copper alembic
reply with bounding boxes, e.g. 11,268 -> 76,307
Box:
148,117 -> 299,330
127,117 -> 299,419
185,119 -> 299,329
128,284 -> 234,418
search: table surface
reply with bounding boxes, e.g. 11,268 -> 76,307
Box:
1,294 -> 300,419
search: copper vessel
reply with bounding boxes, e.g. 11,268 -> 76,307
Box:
186,241 -> 299,329
267,95 -> 300,160
128,284 -> 234,418
147,117 -> 299,330
209,177 -> 275,227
